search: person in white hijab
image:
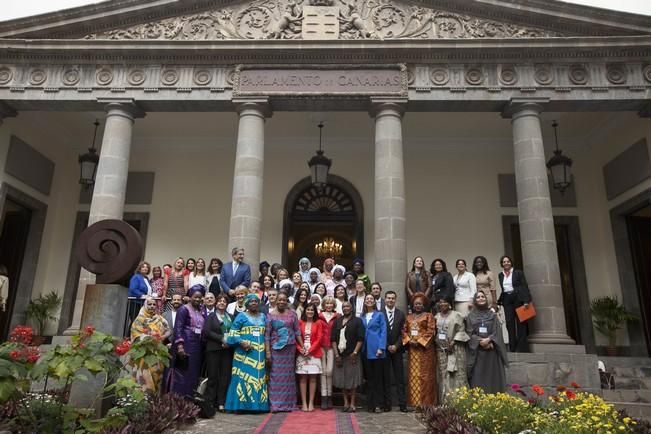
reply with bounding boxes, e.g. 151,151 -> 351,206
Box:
328,265 -> 346,296
308,267 -> 321,293
298,257 -> 312,283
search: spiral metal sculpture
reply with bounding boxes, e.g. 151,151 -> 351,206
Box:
76,219 -> 144,284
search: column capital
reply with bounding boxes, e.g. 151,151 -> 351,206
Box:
232,97 -> 272,118
0,102 -> 17,125
501,97 -> 549,120
97,98 -> 146,120
369,98 -> 407,119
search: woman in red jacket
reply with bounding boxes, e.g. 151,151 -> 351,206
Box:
296,303 -> 324,412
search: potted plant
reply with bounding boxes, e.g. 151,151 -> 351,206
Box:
25,291 -> 62,345
590,296 -> 638,356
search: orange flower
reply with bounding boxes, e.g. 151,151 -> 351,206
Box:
532,385 -> 545,396
565,389 -> 576,400
556,385 -> 567,392
570,381 -> 581,389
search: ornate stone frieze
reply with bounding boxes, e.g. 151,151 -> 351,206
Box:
84,0 -> 562,41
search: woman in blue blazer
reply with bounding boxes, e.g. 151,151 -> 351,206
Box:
361,293 -> 387,413
128,261 -> 152,327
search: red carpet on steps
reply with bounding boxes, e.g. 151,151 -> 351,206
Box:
253,409 -> 361,434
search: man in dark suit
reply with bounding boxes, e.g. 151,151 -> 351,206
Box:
371,282 -> 386,311
497,255 -> 532,353
163,294 -> 183,344
219,247 -> 252,300
382,290 -> 407,412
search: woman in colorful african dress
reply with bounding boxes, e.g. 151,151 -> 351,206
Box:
434,296 -> 469,402
225,293 -> 269,412
265,292 -> 303,412
130,296 -> 171,395
403,293 -> 437,409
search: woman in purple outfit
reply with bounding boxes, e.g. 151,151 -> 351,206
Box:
169,288 -> 205,398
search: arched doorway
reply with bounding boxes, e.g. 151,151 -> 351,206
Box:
283,176 -> 363,272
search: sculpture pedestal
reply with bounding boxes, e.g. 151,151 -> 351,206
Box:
68,284 -> 128,412
80,284 -> 129,336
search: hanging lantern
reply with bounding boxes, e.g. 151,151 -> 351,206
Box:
308,122 -> 332,187
546,120 -> 573,194
78,120 -> 100,188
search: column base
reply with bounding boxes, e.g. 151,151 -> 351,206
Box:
529,343 -> 586,354
528,331 -> 576,345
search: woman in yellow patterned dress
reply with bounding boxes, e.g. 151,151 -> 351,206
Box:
402,293 -> 437,409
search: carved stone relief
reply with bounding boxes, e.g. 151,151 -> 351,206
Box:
85,0 -> 562,41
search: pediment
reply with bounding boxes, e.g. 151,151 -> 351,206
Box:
83,0 -> 563,41
1,0 -> 650,42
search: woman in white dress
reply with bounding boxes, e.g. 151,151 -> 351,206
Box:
296,304 -> 324,412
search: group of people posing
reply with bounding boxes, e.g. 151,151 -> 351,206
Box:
127,248 -> 533,414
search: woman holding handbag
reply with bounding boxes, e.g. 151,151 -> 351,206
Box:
497,255 -> 532,353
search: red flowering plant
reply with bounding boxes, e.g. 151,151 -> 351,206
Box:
0,326 -> 40,402
508,382 -> 581,408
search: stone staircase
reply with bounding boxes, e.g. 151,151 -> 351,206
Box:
600,356 -> 651,419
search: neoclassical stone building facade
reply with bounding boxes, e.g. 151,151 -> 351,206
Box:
0,0 -> 650,363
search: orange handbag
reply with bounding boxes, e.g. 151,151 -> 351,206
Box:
516,303 -> 536,322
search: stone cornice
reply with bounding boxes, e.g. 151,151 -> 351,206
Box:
0,58 -> 648,114
0,0 -> 649,39
1,36 -> 651,64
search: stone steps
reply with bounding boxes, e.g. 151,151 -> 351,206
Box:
599,357 -> 651,420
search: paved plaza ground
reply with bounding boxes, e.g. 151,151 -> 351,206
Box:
174,409 -> 427,434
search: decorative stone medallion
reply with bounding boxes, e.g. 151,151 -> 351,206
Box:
465,67 -> 484,85
0,66 -> 13,85
534,65 -> 554,85
568,65 -> 588,85
643,65 -> 651,83
499,65 -> 518,86
430,67 -> 449,86
605,64 -> 627,85
29,69 -> 47,86
62,69 -> 81,86
127,69 -> 147,86
96,67 -> 114,86
193,69 -> 212,86
161,69 -> 179,86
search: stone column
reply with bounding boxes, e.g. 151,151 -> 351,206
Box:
63,101 -> 144,336
227,99 -> 271,281
504,98 -> 577,351
371,100 -> 408,310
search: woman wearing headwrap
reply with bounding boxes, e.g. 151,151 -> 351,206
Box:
130,296 -> 171,395
465,290 -> 507,393
320,258 -> 335,286
170,289 -> 205,398
435,296 -> 469,401
265,292 -> 303,412
298,257 -> 312,283
329,265 -> 346,296
402,293 -> 437,409
225,293 -> 269,412
307,268 -> 321,293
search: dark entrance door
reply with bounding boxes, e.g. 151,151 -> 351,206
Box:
509,223 -> 582,345
626,210 -> 651,353
283,176 -> 364,271
0,199 -> 32,339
